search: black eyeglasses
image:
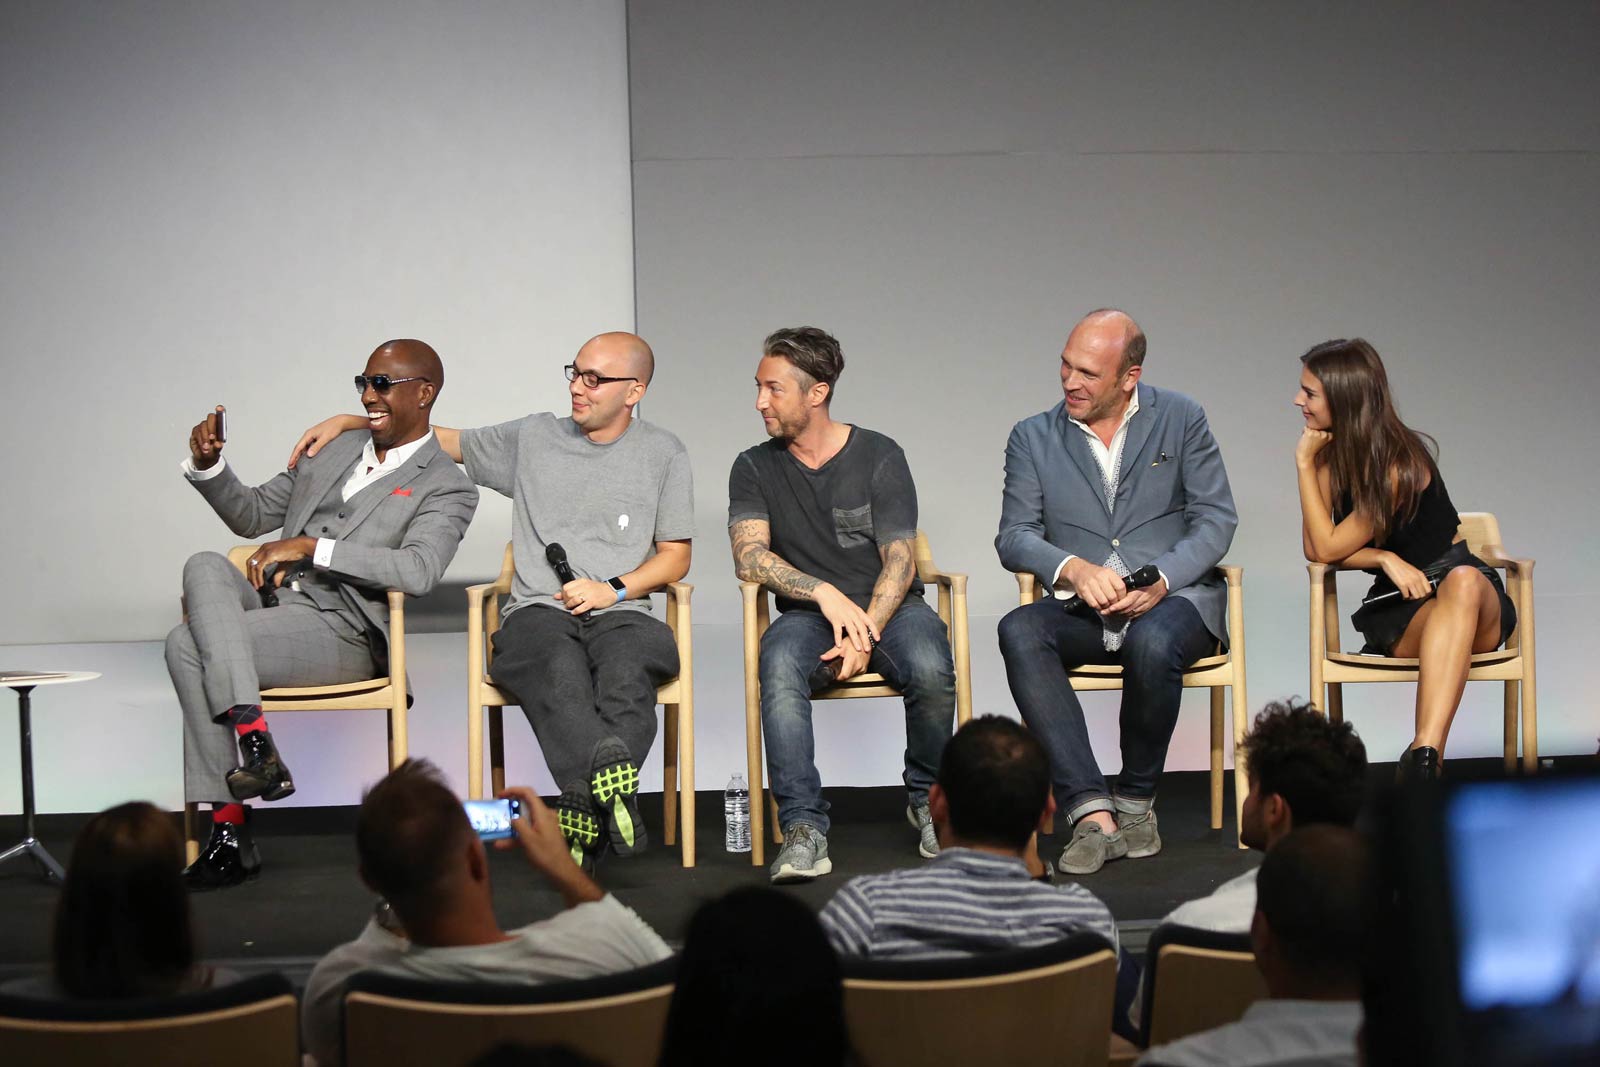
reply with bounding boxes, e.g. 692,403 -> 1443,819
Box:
564,364 -> 638,389
354,374 -> 429,393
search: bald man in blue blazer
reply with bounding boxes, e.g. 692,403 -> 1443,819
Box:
996,309 -> 1236,876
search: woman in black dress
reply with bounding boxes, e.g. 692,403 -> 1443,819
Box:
1293,339 -> 1515,780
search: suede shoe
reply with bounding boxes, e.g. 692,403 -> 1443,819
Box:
1058,818 -> 1128,876
225,730 -> 295,802
590,738 -> 647,857
183,818 -> 261,891
556,786 -> 605,876
1120,808 -> 1162,859
907,803 -> 939,859
770,823 -> 832,883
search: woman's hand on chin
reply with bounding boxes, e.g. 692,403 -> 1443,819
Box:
1295,427 -> 1333,467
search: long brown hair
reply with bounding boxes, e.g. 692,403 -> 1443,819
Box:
1300,338 -> 1437,544
54,802 -> 196,998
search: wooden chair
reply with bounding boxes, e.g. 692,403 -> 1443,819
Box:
184,544 -> 410,864
0,973 -> 298,1066
343,958 -> 675,1067
1137,924 -> 1267,1049
466,544 -> 696,867
841,933 -> 1117,1067
1015,565 -> 1249,842
741,531 -> 972,865
1308,512 -> 1537,772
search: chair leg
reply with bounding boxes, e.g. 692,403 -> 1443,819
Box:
389,695 -> 408,770
1327,682 -> 1344,724
184,802 -> 201,867
678,688 -> 695,868
1503,682 -> 1518,772
746,690 -> 766,867
662,703 -> 679,848
1208,687 -> 1224,831
1521,667 -> 1538,774
1232,663 -> 1249,851
489,707 -> 506,798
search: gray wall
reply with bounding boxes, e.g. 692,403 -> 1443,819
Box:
0,1 -> 636,812
628,1 -> 1600,790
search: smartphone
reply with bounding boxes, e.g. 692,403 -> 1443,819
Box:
463,798 -> 521,841
215,409 -> 227,443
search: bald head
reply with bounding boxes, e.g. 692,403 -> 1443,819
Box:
1070,309 -> 1146,373
581,332 -> 655,386
373,338 -> 445,394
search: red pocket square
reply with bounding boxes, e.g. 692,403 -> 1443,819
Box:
392,488 -> 412,497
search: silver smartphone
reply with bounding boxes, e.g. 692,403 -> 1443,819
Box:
463,798 -> 521,841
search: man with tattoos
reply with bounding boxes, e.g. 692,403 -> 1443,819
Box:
729,327 -> 956,883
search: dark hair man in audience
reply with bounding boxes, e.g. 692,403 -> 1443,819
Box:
1163,700 -> 1368,933
996,309 -> 1237,876
291,332 -> 693,869
730,327 -> 956,882
819,716 -> 1117,958
172,340 -> 478,890
1137,825 -> 1368,1067
300,760 -> 671,1067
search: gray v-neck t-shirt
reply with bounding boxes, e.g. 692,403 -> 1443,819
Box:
461,413 -> 694,618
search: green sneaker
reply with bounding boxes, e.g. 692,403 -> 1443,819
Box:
590,738 -> 647,857
556,787 -> 604,875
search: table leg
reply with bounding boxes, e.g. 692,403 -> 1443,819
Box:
1,686 -> 65,882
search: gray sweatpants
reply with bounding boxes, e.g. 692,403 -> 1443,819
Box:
489,604 -> 679,794
165,551 -> 377,803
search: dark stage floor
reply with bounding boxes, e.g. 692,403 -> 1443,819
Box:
1,768 -> 1269,986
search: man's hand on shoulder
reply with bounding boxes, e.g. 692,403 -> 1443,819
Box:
288,413 -> 367,469
188,405 -> 227,470
1061,558 -> 1127,612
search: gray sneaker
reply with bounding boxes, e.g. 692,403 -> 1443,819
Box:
1120,808 -> 1161,858
770,823 -> 832,884
907,804 -> 939,859
1058,818 -> 1129,876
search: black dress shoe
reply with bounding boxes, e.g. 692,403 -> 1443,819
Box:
226,730 -> 296,802
1397,745 -> 1442,784
183,819 -> 261,891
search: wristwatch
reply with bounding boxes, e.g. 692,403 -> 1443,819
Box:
607,576 -> 627,603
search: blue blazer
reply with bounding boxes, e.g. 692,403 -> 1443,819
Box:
995,383 -> 1238,643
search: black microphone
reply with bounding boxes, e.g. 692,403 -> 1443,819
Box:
546,542 -> 589,620
1062,563 -> 1162,610
1361,578 -> 1439,608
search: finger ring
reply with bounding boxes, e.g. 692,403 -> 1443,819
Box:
251,557 -> 260,565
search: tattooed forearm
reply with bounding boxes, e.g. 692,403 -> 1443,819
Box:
730,518 -> 825,601
867,537 -> 916,629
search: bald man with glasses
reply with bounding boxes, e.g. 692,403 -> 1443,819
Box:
291,333 -> 694,871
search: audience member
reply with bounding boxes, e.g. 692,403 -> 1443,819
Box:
1163,700 -> 1367,934
301,760 -> 670,1067
1,802 -> 233,999
819,716 -> 1118,959
659,887 -> 848,1067
1137,825 -> 1368,1067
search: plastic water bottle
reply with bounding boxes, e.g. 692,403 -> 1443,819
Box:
725,774 -> 751,852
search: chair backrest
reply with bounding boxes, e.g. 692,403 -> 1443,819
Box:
1139,924 -> 1267,1048
1454,512 -> 1501,561
343,958 -> 677,1067
0,973 -> 298,1067
841,934 -> 1117,1067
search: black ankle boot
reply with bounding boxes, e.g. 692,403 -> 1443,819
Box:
226,730 -> 296,802
1397,745 -> 1442,784
183,816 -> 262,891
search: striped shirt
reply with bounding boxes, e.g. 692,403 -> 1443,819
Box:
819,848 -> 1119,961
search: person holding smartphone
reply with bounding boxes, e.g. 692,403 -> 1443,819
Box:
169,339 -> 478,890
300,760 -> 671,1067
1294,338 -> 1516,781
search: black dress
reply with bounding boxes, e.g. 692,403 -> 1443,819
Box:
1346,472 -> 1517,655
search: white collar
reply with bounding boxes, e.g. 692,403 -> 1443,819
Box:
1067,387 -> 1140,436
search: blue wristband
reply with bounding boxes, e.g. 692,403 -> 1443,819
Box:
608,576 -> 627,604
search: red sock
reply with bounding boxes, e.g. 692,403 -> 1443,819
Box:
213,803 -> 246,825
230,704 -> 268,737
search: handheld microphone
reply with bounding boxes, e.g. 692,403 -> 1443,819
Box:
1361,578 -> 1439,608
546,542 -> 590,620
1062,563 -> 1162,609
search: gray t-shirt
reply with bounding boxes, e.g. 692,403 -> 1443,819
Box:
460,413 -> 694,618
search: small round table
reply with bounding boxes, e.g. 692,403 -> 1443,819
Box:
1,671 -> 99,882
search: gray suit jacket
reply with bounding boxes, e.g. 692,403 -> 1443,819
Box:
995,384 -> 1237,642
190,430 -> 478,666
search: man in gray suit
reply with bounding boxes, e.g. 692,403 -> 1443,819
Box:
168,339 -> 477,889
996,309 -> 1236,875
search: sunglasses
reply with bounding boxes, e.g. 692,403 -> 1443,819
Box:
354,374 -> 430,393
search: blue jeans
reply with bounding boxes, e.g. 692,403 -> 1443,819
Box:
998,595 -> 1215,826
759,597 -> 956,834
